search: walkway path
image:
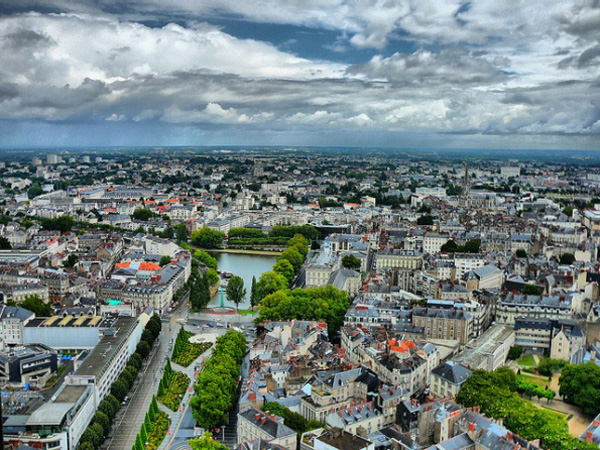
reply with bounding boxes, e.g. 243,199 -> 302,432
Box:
158,343 -> 214,449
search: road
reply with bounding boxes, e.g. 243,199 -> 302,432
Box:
105,305 -> 186,450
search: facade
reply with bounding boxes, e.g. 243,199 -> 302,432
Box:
375,250 -> 422,270
430,361 -> 472,399
0,343 -> 58,387
412,307 -> 472,344
496,294 -> 574,324
237,408 -> 297,450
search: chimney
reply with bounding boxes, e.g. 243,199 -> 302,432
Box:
587,431 -> 594,442
255,413 -> 261,421
468,422 -> 476,432
594,420 -> 600,428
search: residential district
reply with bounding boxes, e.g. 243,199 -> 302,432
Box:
1,148 -> 600,450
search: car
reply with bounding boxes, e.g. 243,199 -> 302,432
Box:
206,322 -> 215,328
216,323 -> 224,328
240,325 -> 245,330
192,322 -> 198,326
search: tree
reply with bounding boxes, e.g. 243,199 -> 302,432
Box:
441,239 -> 458,252
278,247 -> 303,273
226,275 -> 246,311
91,411 -> 111,437
189,432 -> 228,450
135,340 -> 151,359
256,271 -> 288,302
250,276 -> 258,310
159,255 -> 172,267
516,249 -> 527,258
175,223 -> 189,243
507,346 -> 524,360
63,253 -> 79,269
41,215 -> 74,232
19,295 -> 51,317
559,253 -> 575,265
559,363 -> 600,415
342,254 -> 362,270
132,208 -> 155,221
191,228 -> 225,248
273,259 -> 295,282
194,250 -> 218,270
79,442 -> 95,450
80,424 -> 103,449
416,215 -> 434,226
27,182 -> 43,199
522,284 -> 543,296
110,379 -> 128,402
0,236 -> 11,249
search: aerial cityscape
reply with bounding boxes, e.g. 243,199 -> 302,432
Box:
1,1 -> 600,450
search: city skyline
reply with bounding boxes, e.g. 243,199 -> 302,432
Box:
0,1 -> 599,150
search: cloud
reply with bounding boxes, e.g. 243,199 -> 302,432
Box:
0,1 -> 598,148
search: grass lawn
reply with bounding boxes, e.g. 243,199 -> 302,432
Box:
518,355 -> 535,366
237,309 -> 257,316
519,374 -> 550,390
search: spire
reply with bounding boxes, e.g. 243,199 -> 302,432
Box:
463,163 -> 471,200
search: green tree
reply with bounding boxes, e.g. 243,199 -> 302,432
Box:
135,340 -> 151,359
441,239 -> 458,252
41,215 -> 74,232
110,379 -> 128,402
132,208 -> 155,221
79,442 -> 95,450
226,275 -> 246,311
159,255 -> 172,267
416,215 -> 434,226
0,236 -> 11,249
278,247 -> 303,273
516,249 -> 527,258
19,295 -> 52,316
91,411 -> 111,437
250,276 -> 258,310
80,424 -> 103,449
273,259 -> 295,282
63,253 -> 79,269
191,228 -> 225,248
256,271 -> 288,302
193,250 -> 218,270
341,254 -> 362,270
559,253 -> 575,265
560,363 -> 600,415
507,346 -> 524,360
522,284 -> 543,296
175,223 -> 189,243
27,182 -> 43,199
190,432 -> 228,449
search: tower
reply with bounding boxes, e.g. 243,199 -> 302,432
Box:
462,163 -> 471,200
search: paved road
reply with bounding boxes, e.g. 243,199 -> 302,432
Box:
105,307 -> 186,450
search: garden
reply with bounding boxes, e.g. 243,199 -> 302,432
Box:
158,359 -> 190,411
171,327 -> 212,367
132,397 -> 170,450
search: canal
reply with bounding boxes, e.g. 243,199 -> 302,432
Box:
207,252 -> 278,309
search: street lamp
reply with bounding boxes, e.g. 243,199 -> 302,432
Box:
222,425 -> 226,442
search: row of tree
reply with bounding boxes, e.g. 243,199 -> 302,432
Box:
131,396 -> 169,450
79,314 -> 162,449
456,367 -> 597,449
258,285 -> 349,339
189,330 -> 246,429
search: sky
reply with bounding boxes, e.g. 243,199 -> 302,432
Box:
0,0 -> 599,150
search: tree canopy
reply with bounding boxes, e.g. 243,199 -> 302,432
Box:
559,363 -> 600,416
19,295 -> 52,317
342,254 -> 362,270
191,227 -> 225,248
226,275 -> 246,310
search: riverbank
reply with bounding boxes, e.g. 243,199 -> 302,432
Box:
196,247 -> 283,256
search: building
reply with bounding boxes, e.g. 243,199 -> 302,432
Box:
23,315 -> 106,349
452,324 -> 515,372
496,293 -> 575,324
0,343 -> 58,387
376,250 -> 422,270
430,361 -> 472,399
515,317 -> 585,358
237,408 -> 297,450
325,402 -> 383,436
0,305 -> 35,350
463,265 -> 504,291
412,307 -> 473,344
309,427 -> 375,450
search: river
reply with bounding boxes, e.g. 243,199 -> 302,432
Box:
207,252 -> 277,309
